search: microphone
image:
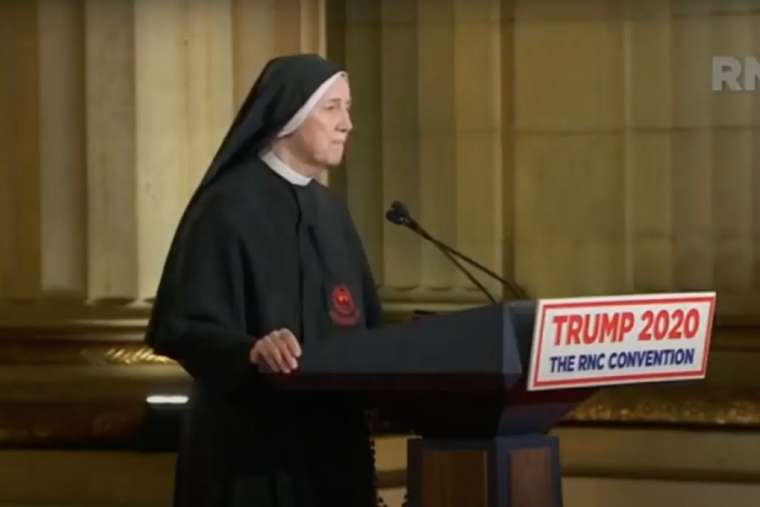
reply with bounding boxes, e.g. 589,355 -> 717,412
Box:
387,202 -> 495,301
386,201 -> 497,302
385,201 -> 418,230
385,200 -> 526,300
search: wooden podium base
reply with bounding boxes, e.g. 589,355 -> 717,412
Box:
406,435 -> 562,507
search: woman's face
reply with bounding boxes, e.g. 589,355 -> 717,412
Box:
290,76 -> 353,170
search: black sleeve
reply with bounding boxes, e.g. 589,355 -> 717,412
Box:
146,204 -> 258,395
361,251 -> 383,329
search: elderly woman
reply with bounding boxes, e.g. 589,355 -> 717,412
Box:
146,54 -> 382,507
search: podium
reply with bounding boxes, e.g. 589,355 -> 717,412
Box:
265,301 -> 593,507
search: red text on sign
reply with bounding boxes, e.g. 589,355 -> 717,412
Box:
638,309 -> 700,341
552,312 -> 635,346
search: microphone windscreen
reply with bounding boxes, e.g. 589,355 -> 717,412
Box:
385,209 -> 405,225
391,200 -> 411,218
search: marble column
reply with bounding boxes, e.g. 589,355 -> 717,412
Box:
336,0 -> 506,309
0,0 -> 325,324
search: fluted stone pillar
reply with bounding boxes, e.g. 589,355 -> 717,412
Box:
233,0 -> 325,103
337,0 -> 506,308
670,1 -> 715,292
623,0 -> 675,292
0,0 -> 325,324
38,0 -> 86,300
708,4 -> 754,292
85,0 -> 138,301
514,0 -> 627,297
0,1 -> 42,301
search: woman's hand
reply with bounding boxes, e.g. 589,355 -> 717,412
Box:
249,328 -> 302,373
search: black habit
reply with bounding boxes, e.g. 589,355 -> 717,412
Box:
145,55 -> 382,507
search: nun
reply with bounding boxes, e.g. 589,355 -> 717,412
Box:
146,54 -> 383,507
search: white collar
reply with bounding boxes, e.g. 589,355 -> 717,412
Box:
259,149 -> 311,186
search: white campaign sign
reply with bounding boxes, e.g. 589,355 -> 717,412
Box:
526,292 -> 716,391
